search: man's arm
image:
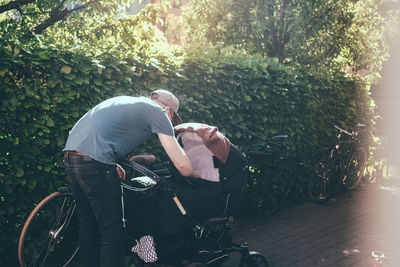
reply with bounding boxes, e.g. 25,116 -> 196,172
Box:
157,132 -> 193,177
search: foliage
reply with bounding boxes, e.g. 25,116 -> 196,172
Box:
0,36 -> 177,266
0,0 -> 183,64
0,0 -> 137,38
0,1 -> 378,263
45,3 -> 182,61
0,38 -> 374,265
170,54 -> 374,167
182,0 -> 400,83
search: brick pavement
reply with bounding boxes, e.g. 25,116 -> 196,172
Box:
223,180 -> 400,267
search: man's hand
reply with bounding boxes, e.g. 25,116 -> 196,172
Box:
116,164 -> 126,180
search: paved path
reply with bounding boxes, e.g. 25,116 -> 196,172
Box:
224,180 -> 400,266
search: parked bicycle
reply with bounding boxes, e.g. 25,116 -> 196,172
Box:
232,124 -> 295,217
308,124 -> 368,203
18,155 -> 269,267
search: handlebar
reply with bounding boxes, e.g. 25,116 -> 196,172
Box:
119,157 -> 193,225
120,158 -> 161,183
232,123 -> 266,142
334,123 -> 366,137
231,122 -> 288,143
271,135 -> 288,142
334,125 -> 352,136
119,157 -> 173,192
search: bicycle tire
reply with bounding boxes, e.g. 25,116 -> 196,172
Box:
18,190 -> 79,267
257,154 -> 294,216
308,155 -> 343,203
344,147 -> 367,190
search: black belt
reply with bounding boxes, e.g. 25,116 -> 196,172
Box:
64,150 -> 95,162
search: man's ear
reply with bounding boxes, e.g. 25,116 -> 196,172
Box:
164,106 -> 170,112
164,106 -> 172,118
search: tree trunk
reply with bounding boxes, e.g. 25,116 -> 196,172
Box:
277,0 -> 287,63
264,0 -> 278,58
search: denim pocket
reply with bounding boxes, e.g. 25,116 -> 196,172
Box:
66,163 -> 100,176
102,168 -> 120,193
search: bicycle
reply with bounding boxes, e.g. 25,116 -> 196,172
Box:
18,155 -> 269,267
231,124 -> 295,218
308,124 -> 368,203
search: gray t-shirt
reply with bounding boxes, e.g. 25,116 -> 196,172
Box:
63,96 -> 174,165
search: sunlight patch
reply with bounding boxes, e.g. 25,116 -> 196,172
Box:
378,185 -> 400,197
342,248 -> 361,255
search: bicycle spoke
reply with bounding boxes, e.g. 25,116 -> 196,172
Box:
36,237 -> 58,267
308,155 -> 342,202
255,155 -> 293,215
19,192 -> 79,267
29,234 -> 53,267
344,147 -> 367,190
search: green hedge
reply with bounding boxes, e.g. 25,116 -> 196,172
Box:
171,55 -> 373,171
0,42 -> 373,266
0,42 -> 166,266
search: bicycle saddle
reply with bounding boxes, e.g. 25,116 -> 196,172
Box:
130,153 -> 156,164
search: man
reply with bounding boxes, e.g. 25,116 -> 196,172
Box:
63,89 -> 193,267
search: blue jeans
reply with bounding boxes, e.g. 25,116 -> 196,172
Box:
64,151 -> 123,267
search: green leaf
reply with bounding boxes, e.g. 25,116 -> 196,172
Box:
60,66 -> 72,74
46,118 -> 54,127
29,179 -> 37,190
16,167 -> 24,177
244,95 -> 252,102
93,78 -> 103,86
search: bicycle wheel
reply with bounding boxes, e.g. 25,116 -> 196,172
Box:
257,154 -> 294,216
240,251 -> 269,267
308,155 -> 343,203
344,147 -> 367,190
18,190 -> 79,267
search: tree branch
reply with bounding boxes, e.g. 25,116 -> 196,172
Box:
31,8 -> 70,36
0,0 -> 34,14
22,0 -> 98,39
319,23 -> 352,64
69,0 -> 97,13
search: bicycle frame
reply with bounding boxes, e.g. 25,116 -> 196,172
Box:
308,123 -> 367,202
333,125 -> 365,181
238,125 -> 288,163
19,156 -> 270,267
